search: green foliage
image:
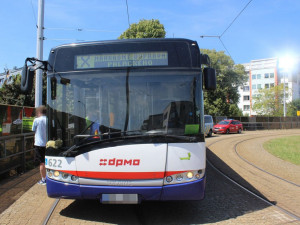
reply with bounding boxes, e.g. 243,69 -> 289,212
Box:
0,73 -> 46,107
287,99 -> 300,116
119,19 -> 166,39
252,84 -> 286,116
201,49 -> 247,116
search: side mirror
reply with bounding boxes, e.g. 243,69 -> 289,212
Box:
21,60 -> 35,94
203,67 -> 216,90
200,54 -> 211,65
51,77 -> 57,100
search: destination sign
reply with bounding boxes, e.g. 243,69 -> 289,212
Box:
75,51 -> 168,69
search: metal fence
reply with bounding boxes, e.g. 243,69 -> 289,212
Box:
213,116 -> 300,131
0,132 -> 35,175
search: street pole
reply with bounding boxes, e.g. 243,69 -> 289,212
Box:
35,0 -> 44,107
283,72 -> 286,117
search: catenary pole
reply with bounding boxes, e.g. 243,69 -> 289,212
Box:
35,0 -> 44,107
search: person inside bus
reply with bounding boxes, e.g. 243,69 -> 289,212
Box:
86,111 -> 100,136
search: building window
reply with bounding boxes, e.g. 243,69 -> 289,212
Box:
252,84 -> 256,90
243,86 -> 250,91
257,84 -> 262,89
265,73 -> 269,78
252,74 -> 256,79
243,95 -> 250,101
243,105 -> 250,111
265,83 -> 269,88
270,73 -> 274,78
270,83 -> 274,87
257,74 -> 261,79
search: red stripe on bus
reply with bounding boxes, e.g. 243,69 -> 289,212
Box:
60,170 -> 188,180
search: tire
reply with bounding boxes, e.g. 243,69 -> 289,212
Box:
226,129 -> 230,134
238,128 -> 242,134
208,129 -> 212,137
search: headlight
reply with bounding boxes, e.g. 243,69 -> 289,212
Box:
186,172 -> 193,179
46,169 -> 79,184
166,176 -> 173,183
54,171 -> 60,177
62,173 -> 69,179
176,174 -> 183,181
163,169 -> 205,185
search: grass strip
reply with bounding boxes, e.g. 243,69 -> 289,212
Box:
263,135 -> 300,165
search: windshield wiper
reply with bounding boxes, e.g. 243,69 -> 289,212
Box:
151,134 -> 197,142
62,132 -> 197,156
62,130 -> 142,156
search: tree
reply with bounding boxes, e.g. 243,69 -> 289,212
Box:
287,99 -> 300,116
119,19 -> 166,39
201,49 -> 247,116
0,73 -> 46,107
252,84 -> 285,116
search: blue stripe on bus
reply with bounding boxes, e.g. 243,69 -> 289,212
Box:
46,176 -> 205,201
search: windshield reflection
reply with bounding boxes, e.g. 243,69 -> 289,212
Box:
47,70 -> 202,147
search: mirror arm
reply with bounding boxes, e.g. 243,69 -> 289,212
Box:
25,57 -> 48,72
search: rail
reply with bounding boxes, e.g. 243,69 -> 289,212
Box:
0,132 -> 35,175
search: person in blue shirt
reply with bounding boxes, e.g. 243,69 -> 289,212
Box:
32,105 -> 47,185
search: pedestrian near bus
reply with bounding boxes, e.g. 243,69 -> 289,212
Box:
32,105 -> 47,185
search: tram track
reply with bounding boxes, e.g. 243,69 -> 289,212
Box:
206,131 -> 300,222
42,198 -> 60,225
234,136 -> 300,187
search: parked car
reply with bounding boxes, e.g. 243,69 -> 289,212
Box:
213,119 -> 243,134
204,115 -> 214,137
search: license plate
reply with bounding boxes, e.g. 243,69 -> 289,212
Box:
101,194 -> 139,204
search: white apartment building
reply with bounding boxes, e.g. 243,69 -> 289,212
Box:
239,57 -> 300,116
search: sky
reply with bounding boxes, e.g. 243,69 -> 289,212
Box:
0,0 -> 300,73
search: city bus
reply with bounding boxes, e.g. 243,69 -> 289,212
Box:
21,38 -> 216,204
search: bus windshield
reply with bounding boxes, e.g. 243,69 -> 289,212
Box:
47,69 -> 202,147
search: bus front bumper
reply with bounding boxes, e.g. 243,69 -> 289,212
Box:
46,176 -> 206,202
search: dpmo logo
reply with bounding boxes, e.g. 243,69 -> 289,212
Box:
99,158 -> 140,167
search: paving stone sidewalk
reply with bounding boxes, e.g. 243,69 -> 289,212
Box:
0,183 -> 55,225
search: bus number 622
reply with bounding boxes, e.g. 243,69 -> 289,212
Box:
48,159 -> 62,168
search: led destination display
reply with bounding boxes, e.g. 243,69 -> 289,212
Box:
75,51 -> 168,69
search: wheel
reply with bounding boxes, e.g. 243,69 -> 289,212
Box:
226,129 -> 230,134
238,128 -> 242,134
208,129 -> 212,137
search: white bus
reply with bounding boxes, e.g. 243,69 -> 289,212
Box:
21,38 -> 216,204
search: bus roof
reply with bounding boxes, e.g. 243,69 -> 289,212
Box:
50,38 -> 198,51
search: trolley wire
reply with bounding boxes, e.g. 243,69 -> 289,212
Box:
30,0 -> 38,28
126,0 -> 131,28
45,27 -> 120,33
200,0 -> 254,60
220,0 -> 253,37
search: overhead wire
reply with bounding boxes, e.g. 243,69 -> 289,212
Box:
220,0 -> 253,37
200,0 -> 254,60
36,1 -> 132,43
126,0 -> 131,28
44,27 -> 120,33
30,0 -> 38,28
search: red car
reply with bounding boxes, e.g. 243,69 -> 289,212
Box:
213,119 -> 243,134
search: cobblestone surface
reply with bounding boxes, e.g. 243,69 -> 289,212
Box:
0,184 -> 55,225
0,130 -> 299,224
0,167 -> 40,214
206,129 -> 300,218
